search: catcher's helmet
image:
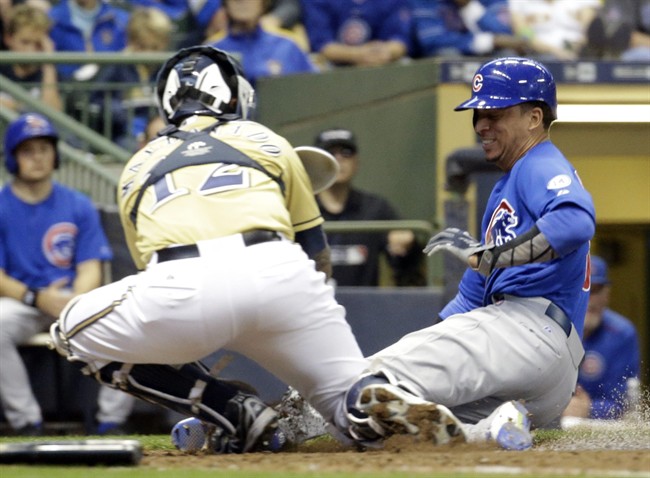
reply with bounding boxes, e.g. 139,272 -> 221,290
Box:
156,45 -> 256,125
4,112 -> 60,175
455,57 -> 557,117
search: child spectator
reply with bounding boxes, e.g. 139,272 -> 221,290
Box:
0,4 -> 63,112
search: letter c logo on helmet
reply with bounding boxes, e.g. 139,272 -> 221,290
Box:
3,113 -> 60,175
455,57 -> 557,118
472,74 -> 483,93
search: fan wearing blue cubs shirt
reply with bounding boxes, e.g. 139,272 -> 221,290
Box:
563,256 -> 641,420
344,58 -> 596,452
0,113 -> 118,435
206,0 -> 317,87
302,0 -> 413,66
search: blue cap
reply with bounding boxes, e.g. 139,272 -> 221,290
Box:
590,256 -> 610,285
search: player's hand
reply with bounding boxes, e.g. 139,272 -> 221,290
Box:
387,230 -> 415,257
36,277 -> 74,319
423,228 -> 492,272
38,34 -> 55,54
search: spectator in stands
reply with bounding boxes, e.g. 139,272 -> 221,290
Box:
582,0 -> 650,62
0,112 -> 132,436
172,1 -> 306,50
302,0 -> 413,68
0,0 -> 11,49
89,7 -> 173,150
508,0 -> 600,61
314,128 -> 424,287
205,0 -> 317,87
0,4 -> 63,112
260,0 -> 309,51
562,256 -> 641,420
124,0 -> 195,49
48,0 -> 130,81
410,0 -> 529,58
127,0 -> 188,22
1,0 -> 52,50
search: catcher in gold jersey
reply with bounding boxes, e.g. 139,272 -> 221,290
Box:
50,46 -> 369,453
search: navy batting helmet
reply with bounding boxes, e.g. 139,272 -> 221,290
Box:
455,57 -> 557,118
4,113 -> 60,175
156,45 -> 256,125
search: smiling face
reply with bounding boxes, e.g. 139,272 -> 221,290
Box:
472,104 -> 546,171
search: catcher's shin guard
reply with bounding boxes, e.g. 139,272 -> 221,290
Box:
97,362 -> 244,435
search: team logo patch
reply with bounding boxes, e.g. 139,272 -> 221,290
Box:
24,114 -> 50,132
472,74 -> 484,92
580,351 -> 604,381
547,174 -> 572,190
485,199 -> 518,246
340,18 -> 370,45
42,222 -> 77,268
182,141 -> 212,157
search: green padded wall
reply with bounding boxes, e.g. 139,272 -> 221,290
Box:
256,59 -> 440,224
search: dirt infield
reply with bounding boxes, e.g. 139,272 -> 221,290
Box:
141,429 -> 650,476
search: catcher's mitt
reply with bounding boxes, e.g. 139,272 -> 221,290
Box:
294,146 -> 339,194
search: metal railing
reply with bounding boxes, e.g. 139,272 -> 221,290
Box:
0,94 -> 121,205
323,220 -> 438,286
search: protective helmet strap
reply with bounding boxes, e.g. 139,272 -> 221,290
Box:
169,84 -> 226,112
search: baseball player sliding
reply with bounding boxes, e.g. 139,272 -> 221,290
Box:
340,57 -> 596,451
49,45 -> 373,453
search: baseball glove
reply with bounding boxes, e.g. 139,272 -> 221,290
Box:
294,146 -> 339,194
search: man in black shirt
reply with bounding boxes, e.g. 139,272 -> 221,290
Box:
315,128 -> 424,286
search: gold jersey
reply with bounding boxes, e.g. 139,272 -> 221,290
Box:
118,116 -> 323,269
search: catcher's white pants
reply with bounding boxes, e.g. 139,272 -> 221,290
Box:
57,234 -> 368,427
366,297 -> 585,429
0,298 -> 134,430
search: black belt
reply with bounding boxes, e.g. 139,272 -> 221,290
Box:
493,294 -> 572,337
156,230 -> 281,263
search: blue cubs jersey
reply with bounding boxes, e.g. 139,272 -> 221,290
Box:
483,141 -> 595,336
444,140 -> 595,337
0,182 -> 113,289
579,309 -> 640,419
208,26 -> 317,86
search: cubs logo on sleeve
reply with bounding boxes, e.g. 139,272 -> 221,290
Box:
485,199 -> 518,246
